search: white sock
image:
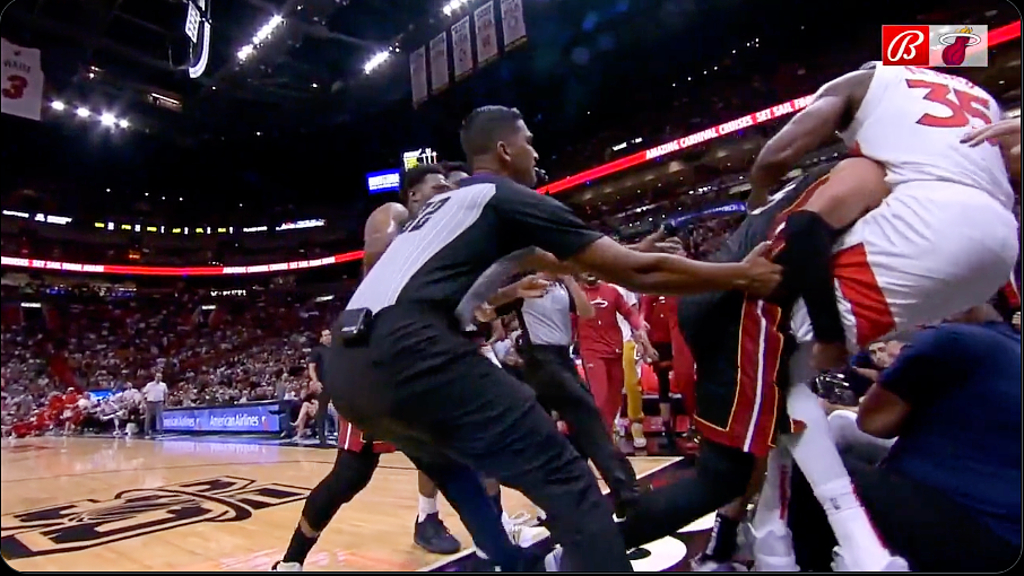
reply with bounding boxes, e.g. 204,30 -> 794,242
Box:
417,495 -> 438,522
786,382 -> 892,568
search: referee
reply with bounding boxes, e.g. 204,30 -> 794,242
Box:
495,272 -> 641,517
307,329 -> 332,447
325,105 -> 781,571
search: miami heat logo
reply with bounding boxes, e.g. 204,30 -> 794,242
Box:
0,476 -> 308,560
938,26 -> 981,66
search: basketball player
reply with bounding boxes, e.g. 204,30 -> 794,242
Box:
745,63 -> 1017,571
273,166 -> 465,572
324,105 -> 781,571
611,67 -> 1019,571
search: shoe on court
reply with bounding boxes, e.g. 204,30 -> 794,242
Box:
544,545 -> 563,571
270,561 -> 302,571
830,546 -> 910,571
414,512 -> 462,555
504,511 -> 550,547
691,554 -> 748,572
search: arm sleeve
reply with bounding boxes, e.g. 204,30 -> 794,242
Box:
491,183 -> 604,260
613,288 -> 644,332
877,328 -> 959,405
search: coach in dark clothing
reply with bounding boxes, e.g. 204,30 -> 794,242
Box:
307,329 -> 332,447
789,305 -> 1021,572
495,272 -> 641,516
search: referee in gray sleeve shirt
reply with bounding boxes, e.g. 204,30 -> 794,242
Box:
497,272 -> 642,518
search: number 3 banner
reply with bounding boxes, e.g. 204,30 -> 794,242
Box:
1,38 -> 45,121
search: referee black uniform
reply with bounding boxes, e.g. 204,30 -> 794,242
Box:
326,173 -> 631,571
510,279 -> 640,515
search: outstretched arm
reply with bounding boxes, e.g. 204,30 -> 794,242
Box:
749,70 -> 871,209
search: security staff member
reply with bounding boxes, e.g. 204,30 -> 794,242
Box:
493,271 -> 642,518
325,105 -> 781,571
307,329 -> 332,447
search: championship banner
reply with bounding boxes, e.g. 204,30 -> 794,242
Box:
499,0 -> 527,49
429,32 -> 450,95
1,38 -> 45,121
452,16 -> 473,81
474,2 -> 499,67
410,45 -> 428,107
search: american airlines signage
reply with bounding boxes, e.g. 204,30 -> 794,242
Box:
366,169 -> 401,194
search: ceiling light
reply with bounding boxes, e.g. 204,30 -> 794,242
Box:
50,101 -> 65,111
118,119 -> 130,129
100,113 -> 116,126
237,15 -> 284,62
443,1 -> 469,16
363,51 -> 391,74
75,107 -> 90,118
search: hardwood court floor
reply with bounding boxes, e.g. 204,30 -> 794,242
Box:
1,436 -> 678,572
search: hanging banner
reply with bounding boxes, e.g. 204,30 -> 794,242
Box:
429,32 -> 449,94
1,38 -> 45,121
410,45 -> 428,107
474,2 -> 499,67
452,16 -> 473,81
500,0 -> 527,49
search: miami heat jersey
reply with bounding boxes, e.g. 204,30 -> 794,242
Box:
839,65 -> 1014,210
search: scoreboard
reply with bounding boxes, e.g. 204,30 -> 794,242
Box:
401,147 -> 439,171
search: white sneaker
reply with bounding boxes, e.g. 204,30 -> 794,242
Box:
631,423 -> 648,449
751,525 -> 799,571
503,511 -> 549,547
544,546 -> 563,571
271,561 -> 303,571
830,546 -> 910,572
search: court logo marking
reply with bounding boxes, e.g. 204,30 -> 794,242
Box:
1,475 -> 309,560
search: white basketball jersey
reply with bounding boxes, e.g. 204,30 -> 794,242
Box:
839,65 -> 1014,210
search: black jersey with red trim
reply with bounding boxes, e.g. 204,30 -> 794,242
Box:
673,162 -> 837,454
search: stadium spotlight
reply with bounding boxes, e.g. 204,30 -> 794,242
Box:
75,107 -> 91,118
237,14 -> 284,62
50,100 -> 66,111
118,119 -> 130,129
100,113 -> 117,126
442,0 -> 469,16
363,50 -> 391,74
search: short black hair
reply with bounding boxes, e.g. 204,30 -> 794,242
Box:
460,106 -> 524,158
441,161 -> 471,176
399,164 -> 445,204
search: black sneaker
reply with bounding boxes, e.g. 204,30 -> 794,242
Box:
414,512 -> 462,554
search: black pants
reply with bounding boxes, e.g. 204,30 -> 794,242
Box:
302,444 -> 380,531
651,342 -> 674,403
520,344 -> 639,506
618,439 -> 754,549
314,391 -> 330,445
789,454 -> 1019,572
326,305 -> 631,572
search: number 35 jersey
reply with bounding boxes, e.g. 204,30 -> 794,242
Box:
840,65 -> 1014,210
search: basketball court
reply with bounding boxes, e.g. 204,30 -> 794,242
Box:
1,436 -> 711,571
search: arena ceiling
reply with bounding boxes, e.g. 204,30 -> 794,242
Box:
4,0 -> 997,138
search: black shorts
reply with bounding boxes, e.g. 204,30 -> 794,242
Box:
678,291 -> 795,457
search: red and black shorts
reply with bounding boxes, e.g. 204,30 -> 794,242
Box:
338,416 -> 396,454
683,291 -> 796,458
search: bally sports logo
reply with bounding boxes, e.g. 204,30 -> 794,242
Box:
881,25 -> 989,68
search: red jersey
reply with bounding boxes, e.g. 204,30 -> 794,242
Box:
640,295 -> 678,345
577,282 -> 642,358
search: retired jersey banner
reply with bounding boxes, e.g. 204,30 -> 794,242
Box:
429,32 -> 449,95
1,38 -> 45,121
500,0 -> 527,49
410,45 -> 428,107
474,2 -> 499,67
452,16 -> 473,81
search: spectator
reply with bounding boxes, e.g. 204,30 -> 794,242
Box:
142,371 -> 168,438
789,304 -> 1021,572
